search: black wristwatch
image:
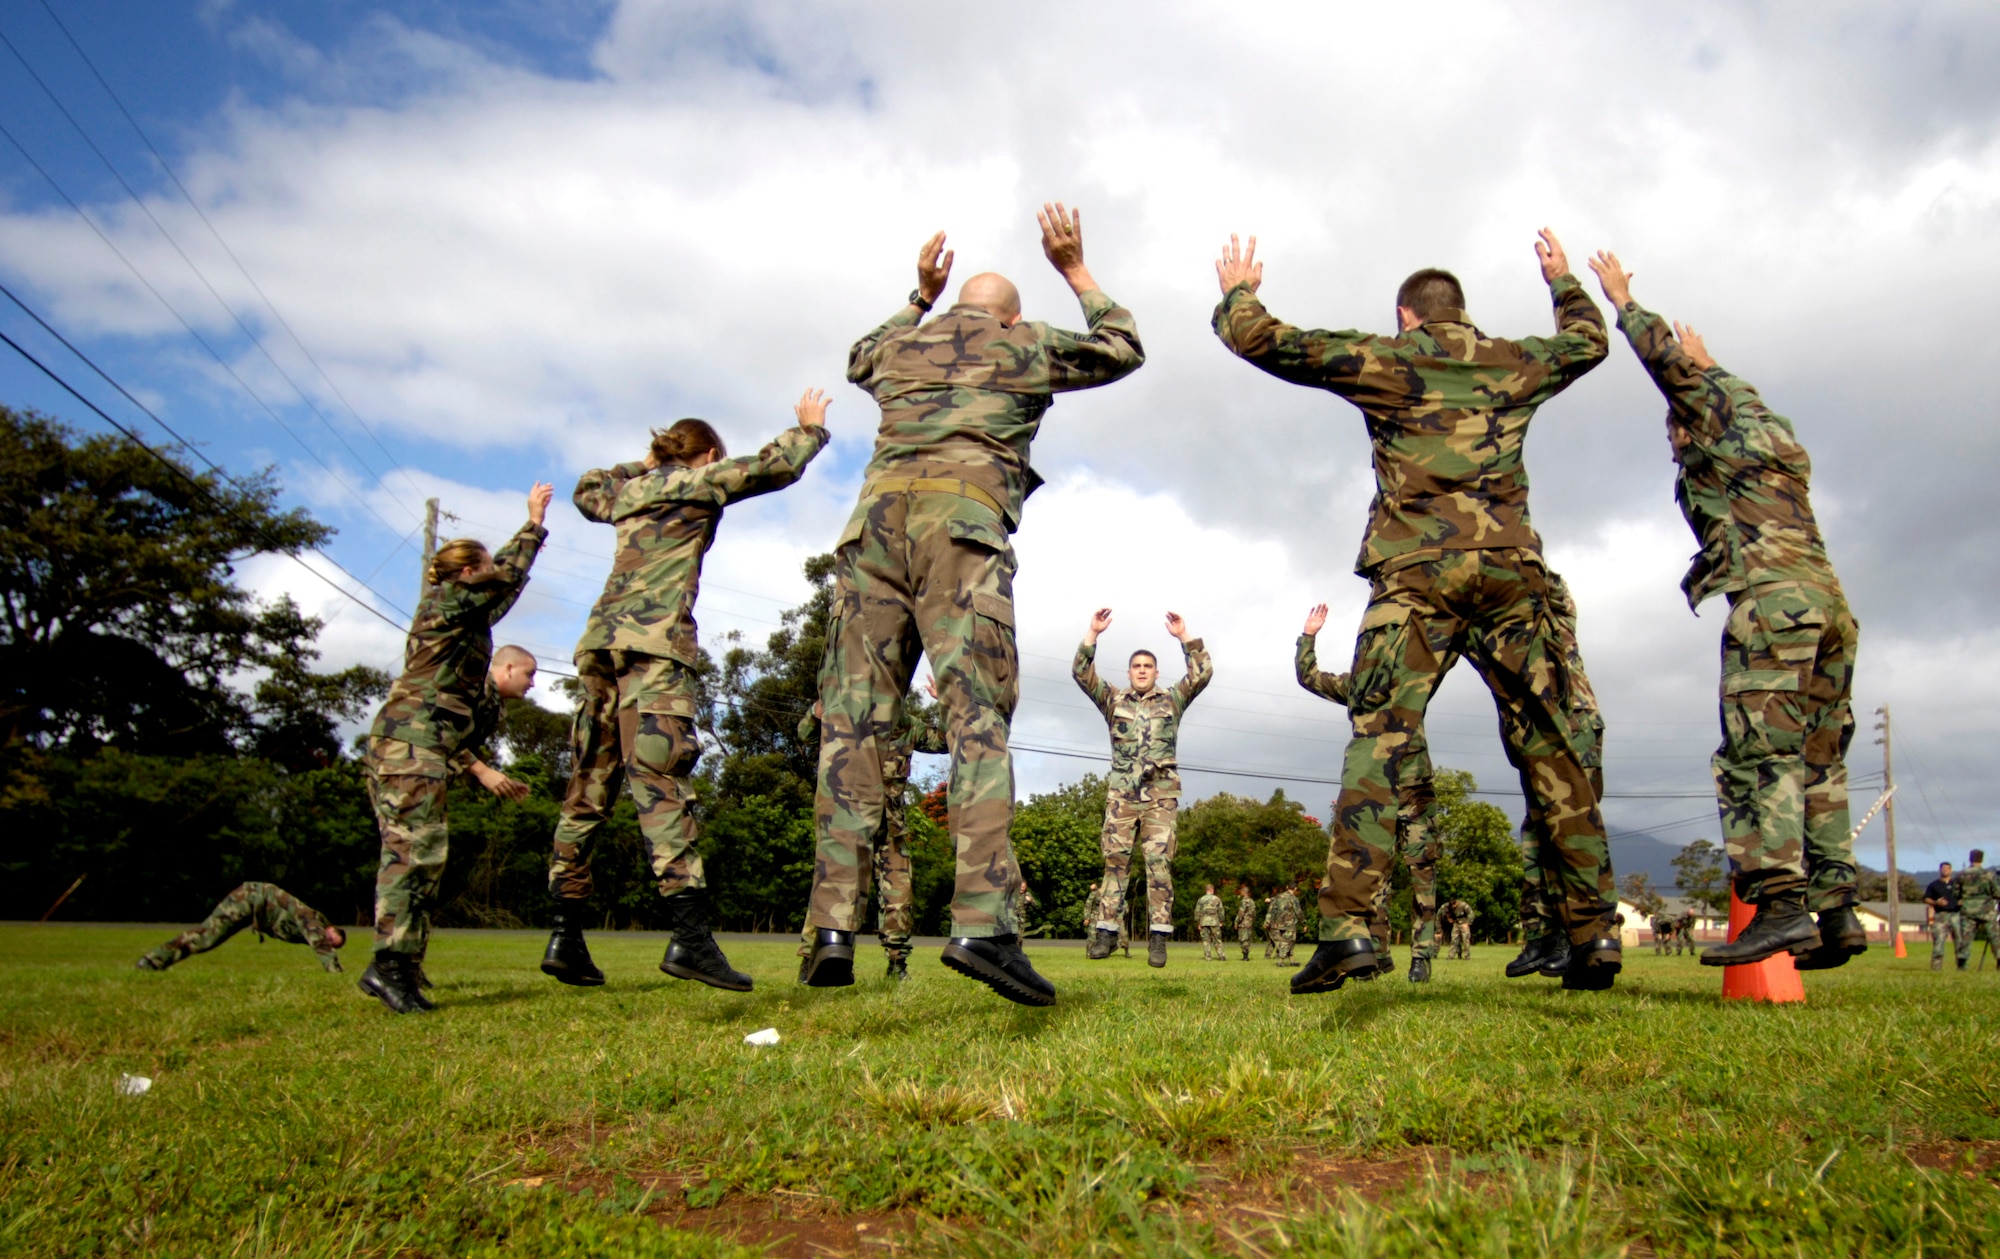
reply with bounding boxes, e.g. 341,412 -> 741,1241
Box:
908,289 -> 933,313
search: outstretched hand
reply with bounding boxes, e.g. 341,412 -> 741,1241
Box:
1216,233 -> 1262,296
794,387 -> 830,428
1165,611 -> 1189,642
1586,250 -> 1632,307
1673,321 -> 1715,370
526,481 -> 555,526
1084,606 -> 1113,645
1534,228 -> 1570,283
1039,202 -> 1096,294
916,231 -> 953,306
476,764 -> 530,802
1302,603 -> 1328,636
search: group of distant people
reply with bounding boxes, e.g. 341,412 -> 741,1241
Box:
1924,852 -> 1999,971
133,200 -> 1867,1011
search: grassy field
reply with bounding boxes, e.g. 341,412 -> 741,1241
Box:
3,925 -> 1997,1258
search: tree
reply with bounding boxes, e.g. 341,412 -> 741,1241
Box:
1622,871 -> 1667,918
1671,838 -> 1728,914
1009,775 -> 1110,936
1175,789 -> 1329,931
0,407 -> 339,754
1429,769 -> 1523,941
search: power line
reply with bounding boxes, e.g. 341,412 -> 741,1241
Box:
29,0 -> 428,510
0,306 -> 411,635
0,20 -> 419,525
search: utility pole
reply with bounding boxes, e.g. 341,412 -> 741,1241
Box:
419,496 -> 440,600
1875,704 -> 1900,947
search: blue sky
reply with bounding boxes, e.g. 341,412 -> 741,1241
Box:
3,0 -> 1997,876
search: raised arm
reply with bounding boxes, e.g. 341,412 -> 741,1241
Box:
1037,203 -> 1145,391
456,486 -> 551,623
1515,230 -> 1608,398
848,232 -> 953,382
1073,608 -> 1116,717
1165,613 -> 1212,713
610,394 -> 830,519
1590,249 -> 1730,444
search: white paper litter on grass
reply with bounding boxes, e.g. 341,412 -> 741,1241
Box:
742,1027 -> 781,1046
116,1074 -> 152,1096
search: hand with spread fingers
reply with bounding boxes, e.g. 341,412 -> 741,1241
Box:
1216,233 -> 1262,296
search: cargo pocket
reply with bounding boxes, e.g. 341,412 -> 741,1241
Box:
969,588 -> 1019,716
1349,601 -> 1414,715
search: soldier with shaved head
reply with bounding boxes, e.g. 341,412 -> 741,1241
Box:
800,204 -> 1145,1006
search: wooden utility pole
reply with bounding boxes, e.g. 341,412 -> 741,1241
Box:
1876,705 -> 1900,945
419,496 -> 440,599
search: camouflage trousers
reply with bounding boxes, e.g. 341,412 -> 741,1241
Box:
366,738 -> 452,958
1094,791 -> 1177,932
1713,582 -> 1859,908
1199,924 -> 1223,959
1518,712 -> 1605,940
797,783 -> 916,960
141,882 -> 341,972
1238,922 -> 1255,959
1957,908 -> 1998,966
1272,927 -> 1296,960
808,493 -> 1021,938
1930,913 -> 1964,969
1323,550 -> 1615,945
1448,922 -> 1472,960
550,650 -> 704,902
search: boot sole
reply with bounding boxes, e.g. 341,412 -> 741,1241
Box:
660,958 -> 754,992
540,960 -> 606,987
356,974 -> 427,1014
940,943 -> 1055,1007
799,945 -> 855,988
1793,942 -> 1867,972
1290,955 -> 1379,995
1698,936 -> 1820,967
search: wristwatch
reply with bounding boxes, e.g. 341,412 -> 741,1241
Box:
908,289 -> 933,313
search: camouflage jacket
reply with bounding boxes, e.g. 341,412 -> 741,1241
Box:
1445,899 -> 1474,926
1073,638 -> 1213,798
573,425 -> 828,663
1213,275 -> 1607,576
843,290 -> 1144,537
1614,303 -> 1840,609
797,704 -> 947,785
1953,865 -> 1998,916
1194,893 -> 1224,927
1234,896 -> 1258,930
448,678 -> 505,776
370,521 -> 544,755
1269,890 -> 1301,930
1294,633 -> 1352,706
237,883 -> 341,964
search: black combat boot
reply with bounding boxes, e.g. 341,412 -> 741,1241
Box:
1793,905 -> 1868,971
540,899 -> 606,987
1290,938 -> 1379,995
1147,932 -> 1168,968
1560,933 -> 1622,991
885,953 -> 909,981
1408,953 -> 1431,984
941,933 -> 1056,1007
1085,927 -> 1118,960
358,952 -> 429,1014
1699,894 -> 1819,967
659,892 -> 753,991
798,928 -> 856,987
1505,932 -> 1569,979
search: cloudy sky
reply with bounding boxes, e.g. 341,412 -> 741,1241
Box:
2,0 -> 1995,877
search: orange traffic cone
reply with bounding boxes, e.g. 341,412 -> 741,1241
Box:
1894,931 -> 1907,959
1719,890 -> 1806,1003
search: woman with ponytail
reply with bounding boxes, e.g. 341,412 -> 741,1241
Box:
357,481 -> 554,1013
539,390 -> 830,993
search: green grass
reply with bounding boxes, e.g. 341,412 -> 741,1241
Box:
3,926 -> 1997,1257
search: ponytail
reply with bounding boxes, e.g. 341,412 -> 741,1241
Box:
649,419 -> 726,467
427,538 -> 490,586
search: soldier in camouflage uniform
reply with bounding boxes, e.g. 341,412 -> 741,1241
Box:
1075,608 -> 1213,969
1195,884 -> 1225,960
1234,883 -> 1257,960
544,394 -> 830,995
359,485 -> 551,1015
1214,229 -> 1621,996
1504,571 -> 1606,980
1924,862 -> 1962,972
796,692 -> 947,979
1676,907 -> 1698,957
136,883 -> 347,973
1952,850 -> 1997,969
801,205 -> 1144,1008
1297,601 -> 1438,982
1269,882 -> 1302,965
1591,252 -> 1863,972
1650,913 -> 1675,956
1444,898 -> 1474,960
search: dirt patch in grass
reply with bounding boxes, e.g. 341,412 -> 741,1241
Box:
1904,1139 -> 2000,1182
1178,1146 -> 1442,1228
552,1170 -> 925,1259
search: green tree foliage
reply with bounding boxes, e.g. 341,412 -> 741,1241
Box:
1671,838 -> 1728,914
1623,871 -> 1667,918
1429,769 -> 1523,941
1008,775 -> 1110,936
1172,789 -> 1328,934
